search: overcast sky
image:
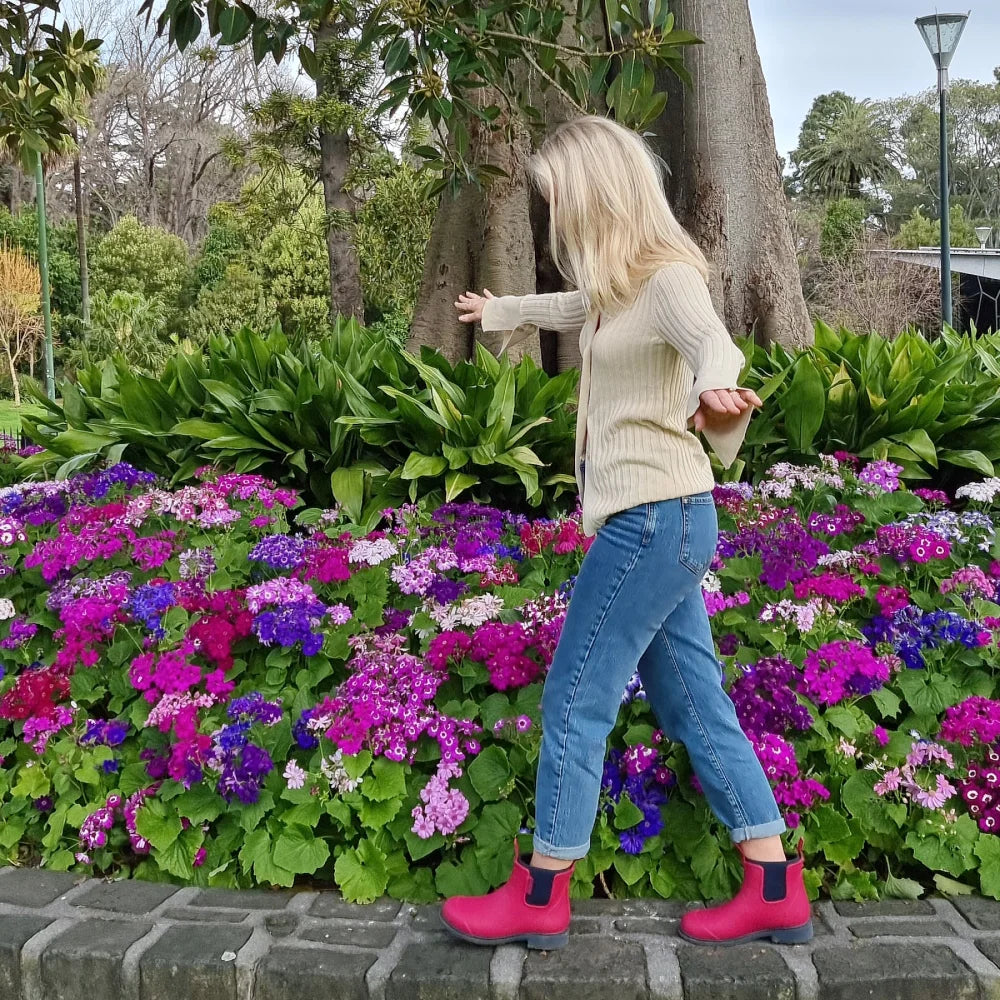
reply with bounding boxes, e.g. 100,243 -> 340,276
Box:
749,0 -> 999,159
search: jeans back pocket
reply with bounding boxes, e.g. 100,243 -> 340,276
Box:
679,494 -> 718,576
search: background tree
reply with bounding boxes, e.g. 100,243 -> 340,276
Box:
795,96 -> 900,201
878,71 -> 1000,232
141,0 -> 699,349
0,242 -> 43,406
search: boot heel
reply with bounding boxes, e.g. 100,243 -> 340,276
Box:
769,921 -> 814,945
525,931 -> 569,951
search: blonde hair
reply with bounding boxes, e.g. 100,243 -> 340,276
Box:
528,116 -> 710,315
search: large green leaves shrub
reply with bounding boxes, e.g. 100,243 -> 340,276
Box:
19,320 -> 578,522
731,323 -> 1000,489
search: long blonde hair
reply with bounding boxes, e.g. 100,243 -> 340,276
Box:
528,116 -> 710,315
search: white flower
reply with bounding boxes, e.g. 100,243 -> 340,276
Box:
321,750 -> 363,793
956,478 -> 1000,504
348,537 -> 398,566
0,598 -> 14,620
701,571 -> 722,594
428,594 -> 504,630
283,761 -> 307,789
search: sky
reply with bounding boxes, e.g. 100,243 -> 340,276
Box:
749,0 -> 1000,159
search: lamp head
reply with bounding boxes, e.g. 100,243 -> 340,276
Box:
915,13 -> 970,70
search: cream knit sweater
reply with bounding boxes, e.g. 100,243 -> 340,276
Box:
481,262 -> 752,536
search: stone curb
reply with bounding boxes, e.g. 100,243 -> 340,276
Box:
4,866 -> 1000,998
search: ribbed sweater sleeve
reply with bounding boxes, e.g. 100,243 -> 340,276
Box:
649,263 -> 751,468
481,291 -> 588,352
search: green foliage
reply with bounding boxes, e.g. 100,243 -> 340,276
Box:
356,162 -> 434,317
187,264 -> 277,341
141,0 -> 699,195
20,320 -> 579,520
731,323 -> 1000,490
795,96 -> 900,200
0,1 -> 102,165
90,216 -> 191,316
257,201 -> 331,332
893,204 -> 980,251
820,198 -> 866,262
66,290 -> 170,374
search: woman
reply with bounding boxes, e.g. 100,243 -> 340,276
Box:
441,116 -> 812,950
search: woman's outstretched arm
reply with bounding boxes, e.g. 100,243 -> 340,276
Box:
456,289 -> 588,353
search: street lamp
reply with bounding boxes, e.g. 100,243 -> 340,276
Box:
975,226 -> 993,251
915,11 -> 969,328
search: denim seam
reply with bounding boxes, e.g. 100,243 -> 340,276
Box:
543,508 -> 653,849
656,623 -> 752,830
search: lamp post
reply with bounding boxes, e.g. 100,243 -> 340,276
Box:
976,226 -> 993,251
915,12 -> 969,328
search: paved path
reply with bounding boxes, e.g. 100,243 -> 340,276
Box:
3,866 -> 1000,999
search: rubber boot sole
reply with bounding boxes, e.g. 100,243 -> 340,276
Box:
439,910 -> 569,950
678,919 -> 814,947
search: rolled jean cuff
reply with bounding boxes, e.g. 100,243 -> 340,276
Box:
532,832 -> 591,862
730,818 -> 787,844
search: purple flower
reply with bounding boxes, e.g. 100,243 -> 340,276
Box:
248,534 -> 307,571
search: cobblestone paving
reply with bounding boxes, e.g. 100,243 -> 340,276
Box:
3,866 -> 1000,999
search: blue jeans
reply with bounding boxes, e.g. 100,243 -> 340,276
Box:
532,495 -> 786,860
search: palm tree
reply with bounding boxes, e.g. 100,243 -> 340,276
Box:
799,98 -> 902,201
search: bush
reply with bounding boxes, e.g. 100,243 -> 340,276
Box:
187,264 -> 277,342
90,216 -> 191,317
66,290 -> 170,375
356,163 -> 434,317
894,204 -> 980,251
3,458 -> 1000,903
734,323 -> 1000,490
18,320 -> 579,519
820,198 -> 866,263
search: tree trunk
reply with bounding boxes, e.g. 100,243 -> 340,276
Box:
651,0 -> 812,349
409,105 -> 540,365
5,349 -> 20,407
72,125 -> 90,326
314,18 -> 364,322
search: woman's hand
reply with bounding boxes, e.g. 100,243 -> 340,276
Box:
455,289 -> 494,324
692,388 -> 763,433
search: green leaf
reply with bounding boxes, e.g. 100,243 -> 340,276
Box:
939,449 -> 995,476
782,356 -> 826,453
884,868 -> 924,900
934,874 -> 975,897
331,468 -> 365,523
467,746 -> 512,801
614,852 -> 645,885
613,795 -> 645,830
240,828 -> 296,887
401,452 -> 447,480
870,687 -> 902,720
273,826 -> 331,875
218,6 -> 251,44
335,838 -> 389,903
444,471 -> 478,502
134,804 -> 182,851
435,852 -> 489,897
976,836 -> 1000,899
366,758 -> 407,802
823,706 -> 860,737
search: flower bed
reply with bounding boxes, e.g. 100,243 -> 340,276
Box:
3,460 -> 1000,904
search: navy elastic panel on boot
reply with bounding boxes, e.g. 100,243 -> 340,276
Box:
526,865 -> 557,905
758,860 -> 791,902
